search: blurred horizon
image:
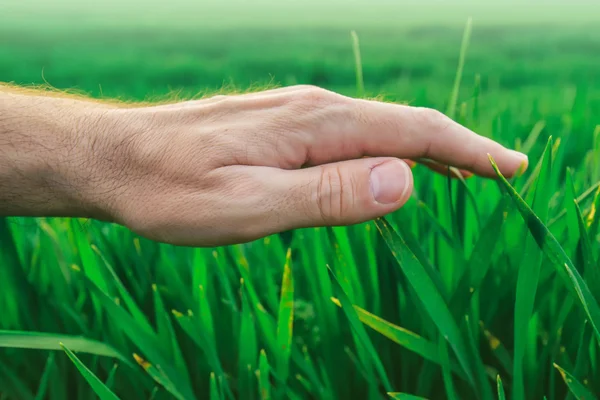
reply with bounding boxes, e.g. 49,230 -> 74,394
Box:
3,0 -> 600,31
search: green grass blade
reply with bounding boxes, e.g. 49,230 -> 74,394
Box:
0,358 -> 35,400
513,137 -> 553,400
105,363 -> 119,390
388,393 -> 429,399
0,218 -> 35,329
350,30 -> 364,98
573,321 -> 593,380
172,310 -> 228,388
573,197 -> 600,294
451,196 -> 510,315
239,282 -> 258,400
91,245 -> 154,335
565,169 -> 582,251
328,266 -> 392,391
257,349 -> 272,400
0,331 -> 131,365
70,220 -> 109,293
34,353 -> 55,400
465,316 -> 493,400
490,155 -> 600,344
330,297 -> 465,380
520,121 -> 546,155
84,278 -> 192,400
587,185 -> 600,256
276,248 -> 294,385
256,350 -> 271,400
394,208 -> 449,301
151,284 -> 190,386
481,324 -> 512,377
439,338 -> 458,400
446,17 -> 472,119
548,182 -> 600,227
497,375 -> 506,400
132,353 -> 186,400
374,217 -> 475,388
210,372 -> 222,400
553,364 -> 597,400
60,343 -> 120,400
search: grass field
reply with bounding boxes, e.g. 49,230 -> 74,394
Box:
1,1 -> 600,399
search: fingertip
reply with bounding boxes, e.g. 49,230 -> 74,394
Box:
504,150 -> 529,178
486,148 -> 528,178
516,157 -> 529,177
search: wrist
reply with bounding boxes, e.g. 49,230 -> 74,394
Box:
0,91 -> 114,219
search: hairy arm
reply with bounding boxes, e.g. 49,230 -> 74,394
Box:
0,87 -> 108,218
0,84 -> 527,246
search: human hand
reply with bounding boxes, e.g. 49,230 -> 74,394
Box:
0,85 -> 528,246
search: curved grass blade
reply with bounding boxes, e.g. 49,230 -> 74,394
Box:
388,393 -> 429,400
587,184 -> 600,243
489,155 -> 600,343
573,197 -> 600,294
84,279 -> 192,400
553,363 -> 597,400
91,245 -> 153,335
394,208 -> 449,301
330,297 -> 465,380
564,169 -> 581,253
0,331 -> 131,366
60,343 -> 120,400
132,353 -> 184,400
513,137 -> 553,400
328,266 -> 392,391
374,217 -> 475,388
548,182 -> 600,227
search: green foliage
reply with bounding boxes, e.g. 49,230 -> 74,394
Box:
2,5 -> 600,400
60,343 -> 120,400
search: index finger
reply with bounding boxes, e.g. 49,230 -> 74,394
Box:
304,94 -> 528,178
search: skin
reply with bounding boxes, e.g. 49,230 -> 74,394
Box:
0,84 -> 528,247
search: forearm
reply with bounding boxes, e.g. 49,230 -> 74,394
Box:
0,88 -> 105,218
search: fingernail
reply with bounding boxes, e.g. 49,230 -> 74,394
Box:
370,160 -> 412,204
509,150 -> 529,164
509,150 -> 529,176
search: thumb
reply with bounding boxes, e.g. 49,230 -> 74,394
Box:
271,157 -> 413,229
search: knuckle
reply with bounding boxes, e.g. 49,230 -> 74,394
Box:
296,86 -> 333,106
413,107 -> 448,129
208,94 -> 229,102
316,166 -> 354,223
292,84 -> 320,91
